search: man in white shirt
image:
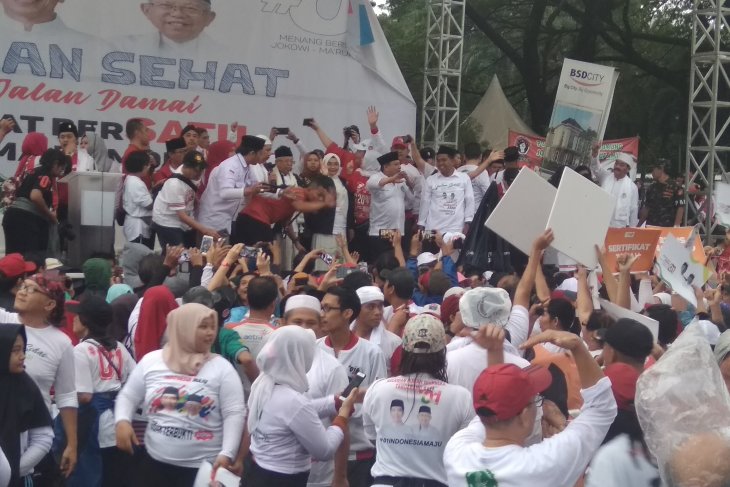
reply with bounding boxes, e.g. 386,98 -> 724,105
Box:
366,151 -> 414,252
351,286 -> 401,376
319,286 -> 387,487
280,294 -> 350,487
197,135 -> 267,235
457,142 -> 493,210
590,149 -> 639,228
121,150 -> 154,248
418,146 -> 475,235
444,329 -> 617,487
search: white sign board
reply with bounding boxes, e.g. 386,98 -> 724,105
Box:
655,234 -> 710,307
0,0 -> 415,177
599,299 -> 659,343
547,168 -> 616,268
715,182 -> 730,227
485,168 -> 556,255
194,461 -> 240,487
543,59 -> 619,170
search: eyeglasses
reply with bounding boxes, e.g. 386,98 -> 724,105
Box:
148,2 -> 209,16
321,305 -> 341,313
18,284 -> 47,296
532,395 -> 545,407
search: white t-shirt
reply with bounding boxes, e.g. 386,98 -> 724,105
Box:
226,320 -> 275,359
349,321 -> 402,376
250,385 -> 345,475
417,171 -> 475,233
74,340 -> 136,447
318,334 -> 387,455
398,162 -> 424,213
152,177 -> 196,230
123,175 -> 153,240
114,350 -> 246,468
363,374 -> 474,484
443,377 -> 617,487
366,172 -> 413,235
586,434 -> 661,487
332,177 -> 349,235
446,342 -> 530,393
457,164 -> 491,210
306,350 -> 349,487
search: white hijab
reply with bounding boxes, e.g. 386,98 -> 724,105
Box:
247,326 -> 316,433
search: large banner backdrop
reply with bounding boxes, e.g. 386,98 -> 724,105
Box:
0,0 -> 416,176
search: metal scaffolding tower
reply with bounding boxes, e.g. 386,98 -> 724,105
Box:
420,0 -> 465,148
685,0 -> 730,241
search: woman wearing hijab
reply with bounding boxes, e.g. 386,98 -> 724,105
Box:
14,133 -> 48,180
299,151 -> 324,187
201,140 -> 236,193
81,258 -> 112,299
115,304 -> 245,487
82,134 -> 115,173
109,293 -> 138,345
131,286 -> 178,361
0,324 -> 53,487
245,326 -> 356,487
106,284 -> 133,304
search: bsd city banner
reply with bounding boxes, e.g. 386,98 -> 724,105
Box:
0,0 -> 415,176
543,59 -> 619,171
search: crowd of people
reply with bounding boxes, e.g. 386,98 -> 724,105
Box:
0,109 -> 729,487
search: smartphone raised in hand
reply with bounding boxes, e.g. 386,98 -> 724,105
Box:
200,235 -> 214,254
339,371 -> 366,401
275,127 -> 290,135
303,118 -> 314,127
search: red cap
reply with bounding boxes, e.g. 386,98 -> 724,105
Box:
391,136 -> 407,149
604,362 -> 639,411
0,253 -> 37,279
473,363 -> 552,422
440,294 -> 460,324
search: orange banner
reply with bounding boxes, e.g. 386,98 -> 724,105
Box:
603,228 -> 662,273
649,226 -> 707,264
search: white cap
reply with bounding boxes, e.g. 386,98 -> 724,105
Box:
614,152 -> 635,170
653,293 -> 672,306
419,302 -> 441,318
45,258 -> 64,270
556,277 -> 578,293
351,142 -> 368,152
444,286 -> 466,299
459,287 -> 511,329
417,252 -> 438,267
356,286 -> 384,304
256,134 -> 272,146
284,295 -> 321,314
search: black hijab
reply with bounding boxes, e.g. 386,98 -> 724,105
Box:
0,324 -> 51,487
109,294 -> 139,344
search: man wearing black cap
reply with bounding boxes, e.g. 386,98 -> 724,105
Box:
271,146 -> 304,270
417,146 -> 475,235
198,135 -> 267,235
153,137 -> 187,187
58,121 -> 93,172
366,151 -> 414,256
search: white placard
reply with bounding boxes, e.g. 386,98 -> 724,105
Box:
547,168 -> 616,268
599,299 -> 659,343
80,190 -> 116,226
655,234 -> 710,307
485,168 -> 556,255
194,461 -> 241,487
715,182 -> 730,227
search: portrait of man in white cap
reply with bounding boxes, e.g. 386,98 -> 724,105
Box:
589,146 -> 639,228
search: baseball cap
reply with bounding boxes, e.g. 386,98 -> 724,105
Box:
402,314 -> 445,354
473,363 -> 552,422
444,286 -> 466,299
66,294 -> 113,327
44,258 -> 65,271
0,254 -> 37,279
440,294 -> 461,323
604,318 -> 654,360
391,136 -> 407,149
695,319 -> 721,346
416,252 -> 438,267
459,287 -> 511,329
603,362 -> 640,411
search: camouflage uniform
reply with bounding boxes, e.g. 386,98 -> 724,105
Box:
644,178 -> 684,227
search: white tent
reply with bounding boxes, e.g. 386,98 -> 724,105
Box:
465,75 -> 537,149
